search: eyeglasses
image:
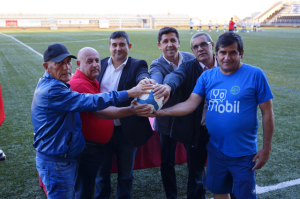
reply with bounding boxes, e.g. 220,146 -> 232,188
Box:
191,42 -> 211,50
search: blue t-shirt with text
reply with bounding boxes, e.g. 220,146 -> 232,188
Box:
193,64 -> 274,157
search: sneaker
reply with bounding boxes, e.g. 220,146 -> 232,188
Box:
0,150 -> 6,161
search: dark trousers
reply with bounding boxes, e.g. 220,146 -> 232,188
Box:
75,140 -> 105,199
185,129 -> 209,199
160,133 -> 178,199
94,126 -> 137,199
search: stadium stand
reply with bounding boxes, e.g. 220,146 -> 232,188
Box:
151,14 -> 190,28
263,6 -> 286,23
272,15 -> 300,25
0,13 -> 154,29
0,13 -> 50,28
260,1 -> 300,27
283,3 -> 300,14
1,2 -> 300,30
255,1 -> 285,22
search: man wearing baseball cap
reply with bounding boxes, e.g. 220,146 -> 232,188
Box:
31,43 -> 152,198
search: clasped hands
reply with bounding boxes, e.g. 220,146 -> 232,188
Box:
130,79 -> 171,117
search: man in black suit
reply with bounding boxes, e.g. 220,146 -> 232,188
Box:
94,31 -> 154,199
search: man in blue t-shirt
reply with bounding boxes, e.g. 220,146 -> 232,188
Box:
150,32 -> 274,199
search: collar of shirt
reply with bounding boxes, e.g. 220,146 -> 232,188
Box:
73,69 -> 98,85
162,52 -> 183,70
199,56 -> 218,71
108,56 -> 128,71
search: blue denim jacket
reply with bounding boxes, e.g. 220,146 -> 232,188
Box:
31,72 -> 128,162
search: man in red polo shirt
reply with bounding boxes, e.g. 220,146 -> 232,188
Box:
229,17 -> 235,32
69,47 -> 151,198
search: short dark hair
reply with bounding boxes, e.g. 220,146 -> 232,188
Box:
109,31 -> 130,45
215,32 -> 243,55
157,27 -> 179,43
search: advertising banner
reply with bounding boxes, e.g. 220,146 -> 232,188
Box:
89,20 -> 99,25
18,20 -> 41,27
57,20 -> 70,25
99,18 -> 109,28
71,20 -> 89,25
6,20 -> 18,26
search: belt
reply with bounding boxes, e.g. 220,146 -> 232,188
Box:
85,139 -> 105,147
114,125 -> 122,130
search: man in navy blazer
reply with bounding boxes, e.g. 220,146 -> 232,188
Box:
149,27 -> 194,199
94,31 -> 154,199
153,32 -> 219,199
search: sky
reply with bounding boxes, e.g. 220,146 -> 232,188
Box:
0,0 -> 280,22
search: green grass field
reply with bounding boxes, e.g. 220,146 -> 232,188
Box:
0,27 -> 300,199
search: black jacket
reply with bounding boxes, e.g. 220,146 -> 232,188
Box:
164,58 -> 208,148
97,57 -> 153,147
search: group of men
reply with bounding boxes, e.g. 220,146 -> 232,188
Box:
32,27 -> 274,199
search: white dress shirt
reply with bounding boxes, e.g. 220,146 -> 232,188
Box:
100,57 -> 128,126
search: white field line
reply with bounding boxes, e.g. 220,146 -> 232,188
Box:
24,38 -> 109,44
208,178 -> 300,198
0,38 -> 109,46
256,178 -> 300,194
0,32 -> 42,58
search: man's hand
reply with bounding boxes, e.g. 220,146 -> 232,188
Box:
130,99 -> 152,116
143,109 -> 166,118
139,78 -> 156,85
152,84 -> 171,104
252,148 -> 271,171
127,84 -> 153,98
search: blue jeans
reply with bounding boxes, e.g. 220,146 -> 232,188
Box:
75,140 -> 105,199
160,133 -> 178,199
185,128 -> 209,199
36,156 -> 77,199
94,126 -> 137,199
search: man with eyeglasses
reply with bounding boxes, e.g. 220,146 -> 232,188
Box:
148,32 -> 274,199
151,32 -> 218,199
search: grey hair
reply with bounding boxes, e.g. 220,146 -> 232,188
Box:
190,33 -> 213,46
